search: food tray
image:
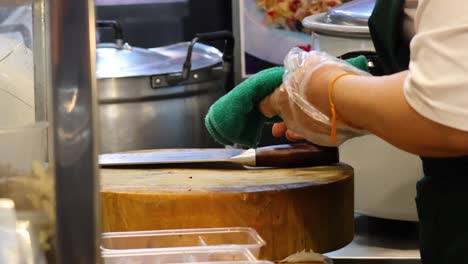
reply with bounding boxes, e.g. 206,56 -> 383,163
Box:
101,247 -> 259,264
101,227 -> 266,258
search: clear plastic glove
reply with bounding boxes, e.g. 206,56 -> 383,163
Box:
260,48 -> 370,146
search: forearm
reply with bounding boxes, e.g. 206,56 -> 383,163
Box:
332,71 -> 468,157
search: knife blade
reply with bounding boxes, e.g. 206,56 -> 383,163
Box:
99,144 -> 339,168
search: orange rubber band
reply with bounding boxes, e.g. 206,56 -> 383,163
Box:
328,72 -> 356,145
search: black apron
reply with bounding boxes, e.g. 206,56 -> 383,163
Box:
368,1 -> 468,263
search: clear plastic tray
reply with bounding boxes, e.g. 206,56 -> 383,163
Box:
172,262 -> 273,264
101,227 -> 266,258
177,262 -> 273,264
101,247 -> 259,264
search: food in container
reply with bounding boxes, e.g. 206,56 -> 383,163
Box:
256,0 -> 343,33
0,123 -> 55,254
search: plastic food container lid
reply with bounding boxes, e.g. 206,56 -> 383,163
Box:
101,227 -> 266,259
101,247 -> 260,264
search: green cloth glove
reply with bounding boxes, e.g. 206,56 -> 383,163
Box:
205,56 -> 369,147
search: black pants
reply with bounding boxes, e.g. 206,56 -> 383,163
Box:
417,156 -> 468,264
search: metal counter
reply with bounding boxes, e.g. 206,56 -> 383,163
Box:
325,214 -> 422,264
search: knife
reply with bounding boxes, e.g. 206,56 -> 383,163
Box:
99,144 -> 339,168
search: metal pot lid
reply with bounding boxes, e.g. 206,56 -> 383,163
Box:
302,0 -> 375,37
96,42 -> 223,79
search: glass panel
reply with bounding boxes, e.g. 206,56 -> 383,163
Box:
0,1 -> 54,263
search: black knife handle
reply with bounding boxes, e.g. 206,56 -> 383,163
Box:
255,144 -> 339,168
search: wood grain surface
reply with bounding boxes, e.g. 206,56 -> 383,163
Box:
100,163 -> 354,261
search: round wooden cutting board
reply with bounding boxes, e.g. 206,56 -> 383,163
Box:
100,163 -> 354,261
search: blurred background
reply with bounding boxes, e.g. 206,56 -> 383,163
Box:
96,0 -> 232,50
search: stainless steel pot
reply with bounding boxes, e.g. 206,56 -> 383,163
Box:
96,21 -> 234,153
303,0 -> 422,222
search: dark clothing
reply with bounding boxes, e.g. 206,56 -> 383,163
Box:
417,157 -> 468,264
368,0 -> 409,74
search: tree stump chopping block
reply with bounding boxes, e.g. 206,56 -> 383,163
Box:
101,163 -> 354,261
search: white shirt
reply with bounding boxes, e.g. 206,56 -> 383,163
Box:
403,0 -> 468,132
403,0 -> 418,43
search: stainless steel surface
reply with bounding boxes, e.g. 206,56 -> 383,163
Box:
99,79 -> 225,153
99,148 -> 244,166
97,40 -> 227,153
303,13 -> 370,38
302,0 -> 375,38
98,69 -> 224,102
97,42 -> 222,79
326,214 -> 421,264
325,0 -> 376,26
32,0 -> 49,123
96,43 -> 168,79
49,0 -> 100,263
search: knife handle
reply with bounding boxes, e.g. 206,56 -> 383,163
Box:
255,144 -> 339,168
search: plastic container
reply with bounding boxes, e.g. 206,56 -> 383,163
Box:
16,217 -> 47,264
0,123 -> 47,170
101,247 -> 258,264
101,227 -> 266,258
0,123 -> 50,211
0,199 -> 20,263
0,123 -> 53,261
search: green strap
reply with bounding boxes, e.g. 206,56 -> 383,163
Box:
368,0 -> 409,74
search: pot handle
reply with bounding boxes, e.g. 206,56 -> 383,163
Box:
96,20 -> 124,49
168,31 -> 235,88
195,31 -> 235,63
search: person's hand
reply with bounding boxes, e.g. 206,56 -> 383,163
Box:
271,122 -> 303,141
260,83 -> 349,146
259,48 -> 368,146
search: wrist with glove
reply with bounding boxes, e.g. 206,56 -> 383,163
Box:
204,48 -> 370,148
